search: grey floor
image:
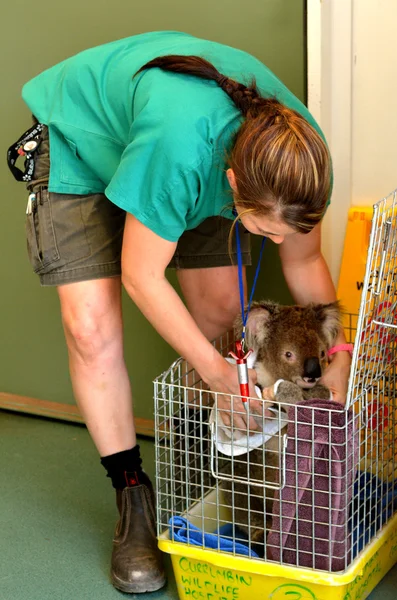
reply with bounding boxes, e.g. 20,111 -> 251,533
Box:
0,410 -> 396,600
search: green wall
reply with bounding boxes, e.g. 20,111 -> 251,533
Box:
1,1 -> 303,418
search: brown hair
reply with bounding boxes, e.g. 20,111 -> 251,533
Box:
136,55 -> 332,234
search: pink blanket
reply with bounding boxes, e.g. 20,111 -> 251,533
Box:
267,399 -> 359,571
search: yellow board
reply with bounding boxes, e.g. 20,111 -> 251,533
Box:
337,205 -> 395,476
337,206 -> 373,329
159,513 -> 397,600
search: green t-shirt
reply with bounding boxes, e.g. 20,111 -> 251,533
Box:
22,30 -> 328,242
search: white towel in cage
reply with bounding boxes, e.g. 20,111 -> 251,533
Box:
209,355 -> 288,456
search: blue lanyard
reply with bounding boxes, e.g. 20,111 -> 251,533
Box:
235,218 -> 266,348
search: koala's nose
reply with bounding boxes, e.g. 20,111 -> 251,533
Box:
303,357 -> 322,381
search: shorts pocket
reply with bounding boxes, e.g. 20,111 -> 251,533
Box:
26,189 -> 61,274
60,136 -> 103,188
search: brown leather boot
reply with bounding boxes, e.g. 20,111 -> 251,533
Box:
111,475 -> 166,594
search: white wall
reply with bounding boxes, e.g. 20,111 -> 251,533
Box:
307,0 -> 397,284
351,0 -> 397,205
307,0 -> 353,284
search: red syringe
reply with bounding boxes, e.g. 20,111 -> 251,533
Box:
229,340 -> 252,407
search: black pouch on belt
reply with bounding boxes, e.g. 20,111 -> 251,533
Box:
7,122 -> 45,182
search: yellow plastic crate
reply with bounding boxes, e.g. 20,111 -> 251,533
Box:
159,488 -> 397,600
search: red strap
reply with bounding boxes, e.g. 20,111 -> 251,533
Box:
124,470 -> 140,487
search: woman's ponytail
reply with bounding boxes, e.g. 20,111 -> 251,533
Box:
136,54 -> 332,233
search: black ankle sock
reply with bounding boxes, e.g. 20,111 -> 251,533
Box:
100,445 -> 147,490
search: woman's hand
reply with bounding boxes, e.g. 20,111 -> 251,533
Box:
320,352 -> 352,404
205,359 -> 271,432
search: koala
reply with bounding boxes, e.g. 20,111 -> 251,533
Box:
243,300 -> 342,403
221,300 -> 342,555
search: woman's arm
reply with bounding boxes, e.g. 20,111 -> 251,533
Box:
278,223 -> 351,403
121,213 -> 262,428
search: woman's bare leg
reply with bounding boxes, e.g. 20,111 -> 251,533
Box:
177,265 -> 246,340
57,277 -> 135,456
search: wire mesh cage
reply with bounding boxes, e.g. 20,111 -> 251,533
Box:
154,189 -> 397,579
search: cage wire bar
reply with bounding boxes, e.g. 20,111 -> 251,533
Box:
154,189 -> 397,574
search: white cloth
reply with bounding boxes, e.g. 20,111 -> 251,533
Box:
209,354 -> 288,456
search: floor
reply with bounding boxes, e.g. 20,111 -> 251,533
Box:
1,410 -> 396,600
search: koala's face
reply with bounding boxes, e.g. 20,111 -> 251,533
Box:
238,301 -> 342,389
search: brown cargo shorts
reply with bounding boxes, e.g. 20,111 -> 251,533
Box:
23,123 -> 251,286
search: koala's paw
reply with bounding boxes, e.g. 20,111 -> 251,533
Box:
302,383 -> 331,401
274,380 -> 305,406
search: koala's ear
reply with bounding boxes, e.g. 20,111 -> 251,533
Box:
311,301 -> 343,346
242,302 -> 279,348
